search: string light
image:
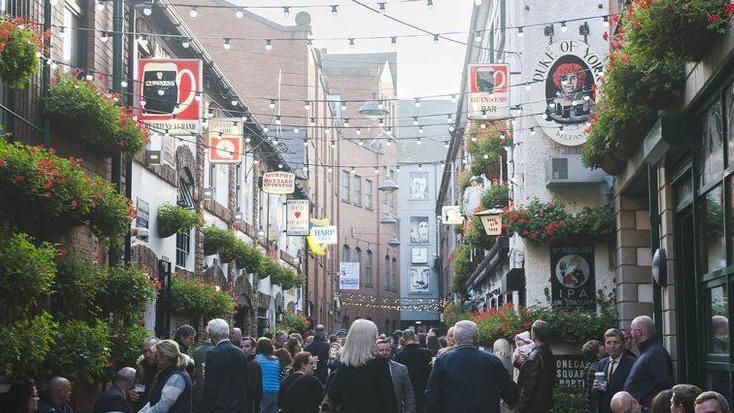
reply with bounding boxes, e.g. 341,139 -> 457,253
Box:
223,38 -> 231,49
444,141 -> 450,149
269,99 -> 276,109
447,114 -> 453,123
416,137 -> 422,145
331,141 -> 337,149
309,117 -> 316,127
433,34 -> 440,44
283,6 -> 290,18
350,167 -> 356,174
530,127 -> 536,135
378,2 -> 386,14
356,128 -> 362,136
236,8 -> 244,18
418,126 -> 424,134
96,0 -> 105,11
390,36 -> 397,47
518,27 -> 524,37
231,98 -> 238,106
451,94 -> 458,103
374,167 -> 380,174
294,126 -> 300,133
344,118 -> 350,127
427,0 -> 434,9
412,117 -> 419,126
142,2 -> 152,15
137,35 -> 148,47
418,163 -> 423,170
181,38 -> 190,48
331,5 -> 338,16
602,16 -> 609,27
349,38 -> 355,48
100,31 -> 108,43
340,102 -> 347,111
303,139 -> 309,146
414,98 -> 421,108
265,39 -> 273,50
189,6 -> 198,17
379,118 -> 385,127
560,21 -> 568,32
474,31 -> 481,42
304,101 -> 311,111
275,116 -> 282,125
358,139 -> 364,146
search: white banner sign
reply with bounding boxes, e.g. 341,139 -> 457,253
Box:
262,172 -> 295,194
467,63 -> 510,120
441,206 -> 464,225
311,226 -> 338,245
286,199 -> 310,236
339,262 -> 360,290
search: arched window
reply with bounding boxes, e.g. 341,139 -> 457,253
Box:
384,255 -> 390,291
342,244 -> 350,263
355,247 -> 363,285
392,257 -> 398,291
365,250 -> 373,286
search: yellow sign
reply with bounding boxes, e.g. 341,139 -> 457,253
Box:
307,218 -> 331,256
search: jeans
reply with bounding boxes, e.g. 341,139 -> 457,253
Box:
260,392 -> 278,413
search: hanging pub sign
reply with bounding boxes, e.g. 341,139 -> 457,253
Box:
550,245 -> 596,310
138,59 -> 203,133
339,262 -> 360,290
286,199 -> 310,236
530,40 -> 604,146
467,64 -> 510,120
311,226 -> 338,245
208,118 -> 243,164
441,206 -> 464,225
262,172 -> 295,194
307,218 -> 332,256
136,198 -> 149,229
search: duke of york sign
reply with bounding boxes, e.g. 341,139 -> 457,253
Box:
530,40 -> 604,146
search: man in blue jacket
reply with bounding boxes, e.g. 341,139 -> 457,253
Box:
592,328 -> 636,413
624,315 -> 674,408
424,320 -> 518,413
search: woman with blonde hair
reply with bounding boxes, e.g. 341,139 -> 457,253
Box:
139,340 -> 192,413
327,319 -> 398,413
493,338 -> 515,413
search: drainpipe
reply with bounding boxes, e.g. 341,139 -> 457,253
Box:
108,0 -> 125,265
648,164 -> 663,330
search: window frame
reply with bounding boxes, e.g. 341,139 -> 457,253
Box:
341,170 -> 351,203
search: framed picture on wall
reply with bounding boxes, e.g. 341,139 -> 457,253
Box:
411,247 -> 428,264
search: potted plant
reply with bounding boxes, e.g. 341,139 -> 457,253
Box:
231,238 -> 263,273
157,203 -> 201,238
0,18 -> 46,89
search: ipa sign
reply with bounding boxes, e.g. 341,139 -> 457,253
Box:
286,199 -> 310,236
339,262 -> 360,290
467,64 -> 510,120
550,245 -> 596,310
262,172 -> 295,194
311,226 -> 338,245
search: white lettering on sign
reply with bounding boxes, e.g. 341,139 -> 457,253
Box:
311,226 -> 338,244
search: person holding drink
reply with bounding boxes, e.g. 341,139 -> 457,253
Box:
591,329 -> 636,413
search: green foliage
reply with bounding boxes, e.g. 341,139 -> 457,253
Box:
479,183 -> 509,210
169,275 -> 234,320
260,255 -> 284,280
503,199 -> 614,242
203,225 -> 237,261
108,323 -> 152,374
0,138 -> 134,239
0,230 -> 56,318
97,265 -> 157,323
550,387 -> 586,413
45,72 -> 148,157
157,203 -> 202,237
443,302 -> 472,327
0,312 -> 57,380
582,0 -> 734,169
273,267 -> 305,290
467,123 -> 512,179
276,311 -> 308,334
231,238 -> 263,273
464,215 -> 495,250
53,254 -> 107,318
457,170 -> 472,193
450,245 -> 476,293
45,319 -> 111,384
0,18 -> 44,89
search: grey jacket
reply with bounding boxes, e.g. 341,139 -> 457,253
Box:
389,360 -> 416,413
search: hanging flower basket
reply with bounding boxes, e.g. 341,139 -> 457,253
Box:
0,18 -> 47,89
503,199 -> 614,243
156,203 -> 201,238
45,72 -> 148,158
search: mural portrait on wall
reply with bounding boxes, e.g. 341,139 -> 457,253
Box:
409,217 -> 429,244
545,55 -> 595,124
409,172 -> 429,200
410,266 -> 430,293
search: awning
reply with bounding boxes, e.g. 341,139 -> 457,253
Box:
465,237 -> 509,289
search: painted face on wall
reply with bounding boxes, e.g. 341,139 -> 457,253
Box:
418,221 -> 429,240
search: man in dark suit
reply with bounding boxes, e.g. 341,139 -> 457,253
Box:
202,318 -> 250,413
592,328 -> 636,413
395,329 -> 433,413
425,320 -> 518,413
93,368 -> 136,413
304,324 -> 331,384
624,315 -> 674,409
516,320 -> 556,413
377,339 -> 415,413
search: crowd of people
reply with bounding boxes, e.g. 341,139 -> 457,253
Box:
3,314 -> 732,413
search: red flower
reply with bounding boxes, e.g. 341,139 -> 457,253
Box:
602,32 -> 608,41
723,4 -> 734,14
48,147 -> 56,154
57,248 -> 68,257
708,14 -> 721,23
0,159 -> 4,167
15,175 -> 24,183
635,21 -> 642,29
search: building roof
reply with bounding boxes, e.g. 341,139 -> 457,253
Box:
397,99 -> 454,163
320,51 -> 398,92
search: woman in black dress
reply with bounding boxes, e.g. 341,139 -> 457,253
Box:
280,352 -> 323,413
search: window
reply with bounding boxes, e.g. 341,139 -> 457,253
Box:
235,165 -> 241,209
176,170 -> 194,268
353,175 -> 362,207
176,231 -> 190,268
365,250 -> 373,287
392,257 -> 398,291
341,170 -> 350,203
342,244 -> 350,263
355,247 -> 363,285
699,98 -> 724,188
208,162 -> 216,189
365,179 -> 373,209
384,255 -> 390,291
62,0 -> 86,68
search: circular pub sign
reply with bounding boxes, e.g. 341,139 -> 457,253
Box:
530,40 -> 604,146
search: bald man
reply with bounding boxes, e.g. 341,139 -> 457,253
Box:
610,391 -> 641,413
38,376 -> 73,413
94,367 -> 136,413
623,316 -> 674,409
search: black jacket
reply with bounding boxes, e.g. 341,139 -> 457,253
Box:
328,357 -> 398,413
202,339 -> 250,413
248,359 -> 262,413
93,384 -> 130,413
517,343 -> 555,413
623,337 -> 674,408
304,336 -> 331,384
424,344 -> 518,413
592,354 -> 636,413
280,372 -> 323,413
394,343 -> 432,413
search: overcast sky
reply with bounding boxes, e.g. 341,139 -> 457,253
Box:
238,0 -> 474,99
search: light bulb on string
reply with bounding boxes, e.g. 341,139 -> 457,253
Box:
307,39 -> 313,48
418,163 -> 423,170
518,27 -> 524,37
85,72 -> 93,81
560,21 -> 568,32
331,5 -> 338,16
310,117 -> 316,127
525,82 -> 532,91
223,38 -> 231,50
304,101 -> 311,111
327,167 -> 333,173
427,0 -> 434,9
379,118 -> 385,127
325,127 -> 331,135
396,166 -> 401,173
331,141 -> 337,149
275,116 -> 281,125
143,3 -> 153,15
444,141 -> 450,149
341,102 -> 347,111
283,7 -> 290,18
602,16 -> 609,27
416,138 -> 422,145
189,6 -> 198,17
349,38 -> 355,48
418,126 -> 424,134
294,127 -> 300,133
356,128 -> 362,136
181,38 -> 190,48
236,8 -> 244,18
350,167 -> 355,174
447,114 -> 453,123
358,139 -> 364,146
265,39 -> 272,50
413,117 -> 419,126
474,31 -> 481,42
530,127 -> 536,136
303,139 -> 309,146
433,34 -> 440,44
390,36 -> 397,47
374,167 -> 380,174
59,26 -> 64,38
451,94 -> 458,103
344,118 -> 350,127
474,0 -> 482,5
386,139 -> 392,146
377,101 -> 385,110
245,137 -> 251,143
269,99 -> 276,109
96,0 -> 105,11
480,123 -> 486,129
448,125 -> 455,132
414,98 -> 421,108
194,92 -> 202,102
137,35 -> 148,47
263,126 -> 269,133
378,2 -> 386,14
100,31 -> 109,42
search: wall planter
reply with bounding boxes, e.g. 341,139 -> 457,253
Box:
157,203 -> 201,238
169,275 -> 234,320
45,72 -> 148,158
503,199 -> 614,243
0,18 -> 46,89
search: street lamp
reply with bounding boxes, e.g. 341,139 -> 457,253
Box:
474,207 -> 504,236
358,99 -> 390,118
378,177 -> 399,192
380,214 -> 398,225
388,236 -> 401,247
